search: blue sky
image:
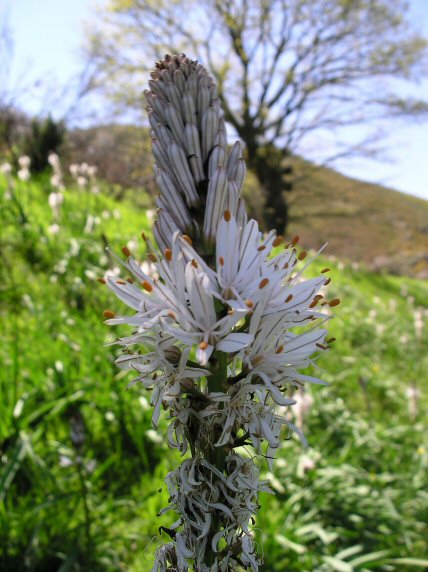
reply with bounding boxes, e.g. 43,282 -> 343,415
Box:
4,0 -> 428,201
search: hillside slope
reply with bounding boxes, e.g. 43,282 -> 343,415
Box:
287,159 -> 428,278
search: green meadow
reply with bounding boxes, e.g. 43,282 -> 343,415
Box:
1,173 -> 427,571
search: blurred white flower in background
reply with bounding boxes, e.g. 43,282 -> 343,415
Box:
77,176 -> 87,188
0,162 -> 12,174
293,389 -> 314,431
17,155 -> 31,181
48,153 -> 65,191
48,191 -> 64,218
48,223 -> 60,234
414,308 -> 425,339
406,383 -> 420,420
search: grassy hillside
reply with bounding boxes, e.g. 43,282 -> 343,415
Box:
1,171 -> 428,571
287,158 -> 428,278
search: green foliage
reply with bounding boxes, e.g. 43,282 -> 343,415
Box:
0,172 -> 427,571
23,116 -> 65,173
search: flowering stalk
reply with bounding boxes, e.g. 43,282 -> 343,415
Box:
102,54 -> 337,571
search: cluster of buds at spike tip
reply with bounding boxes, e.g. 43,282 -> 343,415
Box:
102,54 -> 338,572
145,54 -> 247,251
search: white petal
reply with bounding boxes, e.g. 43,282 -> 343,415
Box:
217,332 -> 253,353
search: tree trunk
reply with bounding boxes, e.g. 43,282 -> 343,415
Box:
246,143 -> 292,234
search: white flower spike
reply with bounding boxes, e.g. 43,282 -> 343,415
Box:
103,54 -> 338,571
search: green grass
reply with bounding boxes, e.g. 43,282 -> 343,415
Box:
1,173 -> 427,571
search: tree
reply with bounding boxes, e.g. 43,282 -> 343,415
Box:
22,116 -> 65,173
86,0 -> 428,232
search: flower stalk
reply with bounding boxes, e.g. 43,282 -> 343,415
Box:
102,54 -> 336,571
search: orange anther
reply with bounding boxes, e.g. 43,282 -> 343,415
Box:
219,256 -> 225,266
103,310 -> 116,319
291,235 -> 300,246
142,280 -> 153,292
285,294 -> 293,303
199,341 -> 209,350
147,253 -> 157,263
329,298 -> 341,307
164,248 -> 172,261
182,234 -> 193,245
298,250 -> 307,261
223,210 -> 232,222
122,246 -> 131,257
275,345 -> 284,354
245,299 -> 254,308
259,278 -> 269,289
272,236 -> 284,247
97,278 -> 106,284
321,268 -> 330,273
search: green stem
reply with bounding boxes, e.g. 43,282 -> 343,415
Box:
204,350 -> 228,565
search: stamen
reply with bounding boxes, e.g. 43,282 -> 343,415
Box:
97,278 -> 106,284
259,278 -> 269,289
283,262 -> 289,269
324,278 -> 331,285
126,278 -> 134,283
103,310 -> 116,319
316,343 -> 328,350
182,234 -> 193,245
257,245 -> 266,251
291,235 -> 300,246
164,248 -> 172,261
191,259 -> 198,268
321,268 -> 330,273
142,280 -> 153,292
285,294 -> 293,303
116,280 -> 127,285
199,341 -> 209,350
245,299 -> 254,308
141,232 -> 147,241
223,210 -> 232,222
252,356 -> 264,366
275,345 -> 284,354
122,246 -> 131,257
329,298 -> 341,307
309,299 -> 319,308
298,250 -> 307,261
167,310 -> 176,320
272,235 -> 284,247
219,256 -> 225,266
327,337 -> 336,343
147,253 -> 157,263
